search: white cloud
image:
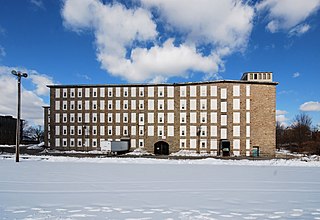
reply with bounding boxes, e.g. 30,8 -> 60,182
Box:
257,0 -> 320,33
289,24 -> 310,36
0,66 -> 55,125
29,73 -> 54,96
300,101 -> 320,111
276,109 -> 289,126
292,72 -> 300,78
62,0 -> 254,82
276,110 -> 288,115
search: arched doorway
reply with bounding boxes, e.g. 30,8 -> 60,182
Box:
154,141 -> 169,155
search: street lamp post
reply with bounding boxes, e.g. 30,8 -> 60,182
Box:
11,70 -> 28,162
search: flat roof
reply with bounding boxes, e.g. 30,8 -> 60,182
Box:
47,80 -> 278,88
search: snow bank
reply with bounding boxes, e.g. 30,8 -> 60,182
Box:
1,154 -> 320,167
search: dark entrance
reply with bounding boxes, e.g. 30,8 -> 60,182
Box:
220,140 -> 230,156
252,146 -> 260,157
154,141 -> 169,155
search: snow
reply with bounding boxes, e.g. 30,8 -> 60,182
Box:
1,155 -> 320,219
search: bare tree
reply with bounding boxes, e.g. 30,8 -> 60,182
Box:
290,113 -> 312,148
24,124 -> 44,143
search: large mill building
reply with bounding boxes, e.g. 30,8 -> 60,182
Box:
44,72 -> 277,157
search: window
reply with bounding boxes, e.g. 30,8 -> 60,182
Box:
233,126 -> 240,137
116,100 -> 121,110
210,86 -> 217,96
139,100 -> 144,110
131,100 -> 136,110
139,126 -> 144,136
168,126 -> 174,136
190,112 -> 197,123
190,99 -> 196,110
148,100 -> 154,110
210,126 -> 217,137
246,85 -> 250,97
167,113 -> 174,124
211,99 -> 217,110
124,88 -> 128,97
100,88 -> 105,97
190,86 -> 196,97
93,88 -> 97,97
180,126 -> 186,136
123,113 -> 128,123
158,113 -> 164,124
180,113 -> 186,123
93,101 -> 97,110
221,115 -> 227,126
55,101 -> 60,110
233,85 -> 240,97
233,99 -> 240,110
131,87 -> 136,97
108,101 -> 112,110
221,128 -> 227,139
200,99 -> 207,110
63,89 -> 67,98
246,126 -> 250,137
233,112 -> 240,123
123,100 -> 128,110
148,113 -> 154,123
148,126 -> 154,136
200,112 -> 207,123
246,99 -> 250,110
131,126 -> 136,136
180,140 -> 185,148
116,113 -> 120,123
200,86 -> 207,96
221,102 -> 227,112
221,88 -> 227,99
210,139 -> 217,150
108,88 -> 113,97
148,87 -> 154,97
131,113 -> 136,123
78,115 -> 82,122
246,112 -> 250,124
78,90 -> 82,97
180,100 -> 186,110
139,87 -> 144,97
167,86 -> 174,97
158,100 -> 164,110
55,89 -> 60,98
180,86 -> 186,97
167,99 -> 174,110
233,139 -> 240,150
116,88 -> 121,97
158,87 -> 164,97
85,88 -> 90,97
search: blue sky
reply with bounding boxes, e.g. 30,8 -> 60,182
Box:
0,0 -> 319,127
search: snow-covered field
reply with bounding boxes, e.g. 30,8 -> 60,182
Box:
1,155 -> 320,219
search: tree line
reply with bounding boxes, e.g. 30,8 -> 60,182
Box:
276,113 -> 320,155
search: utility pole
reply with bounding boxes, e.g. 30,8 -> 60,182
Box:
12,70 -> 28,162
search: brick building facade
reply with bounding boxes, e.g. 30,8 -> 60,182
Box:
44,72 -> 277,157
